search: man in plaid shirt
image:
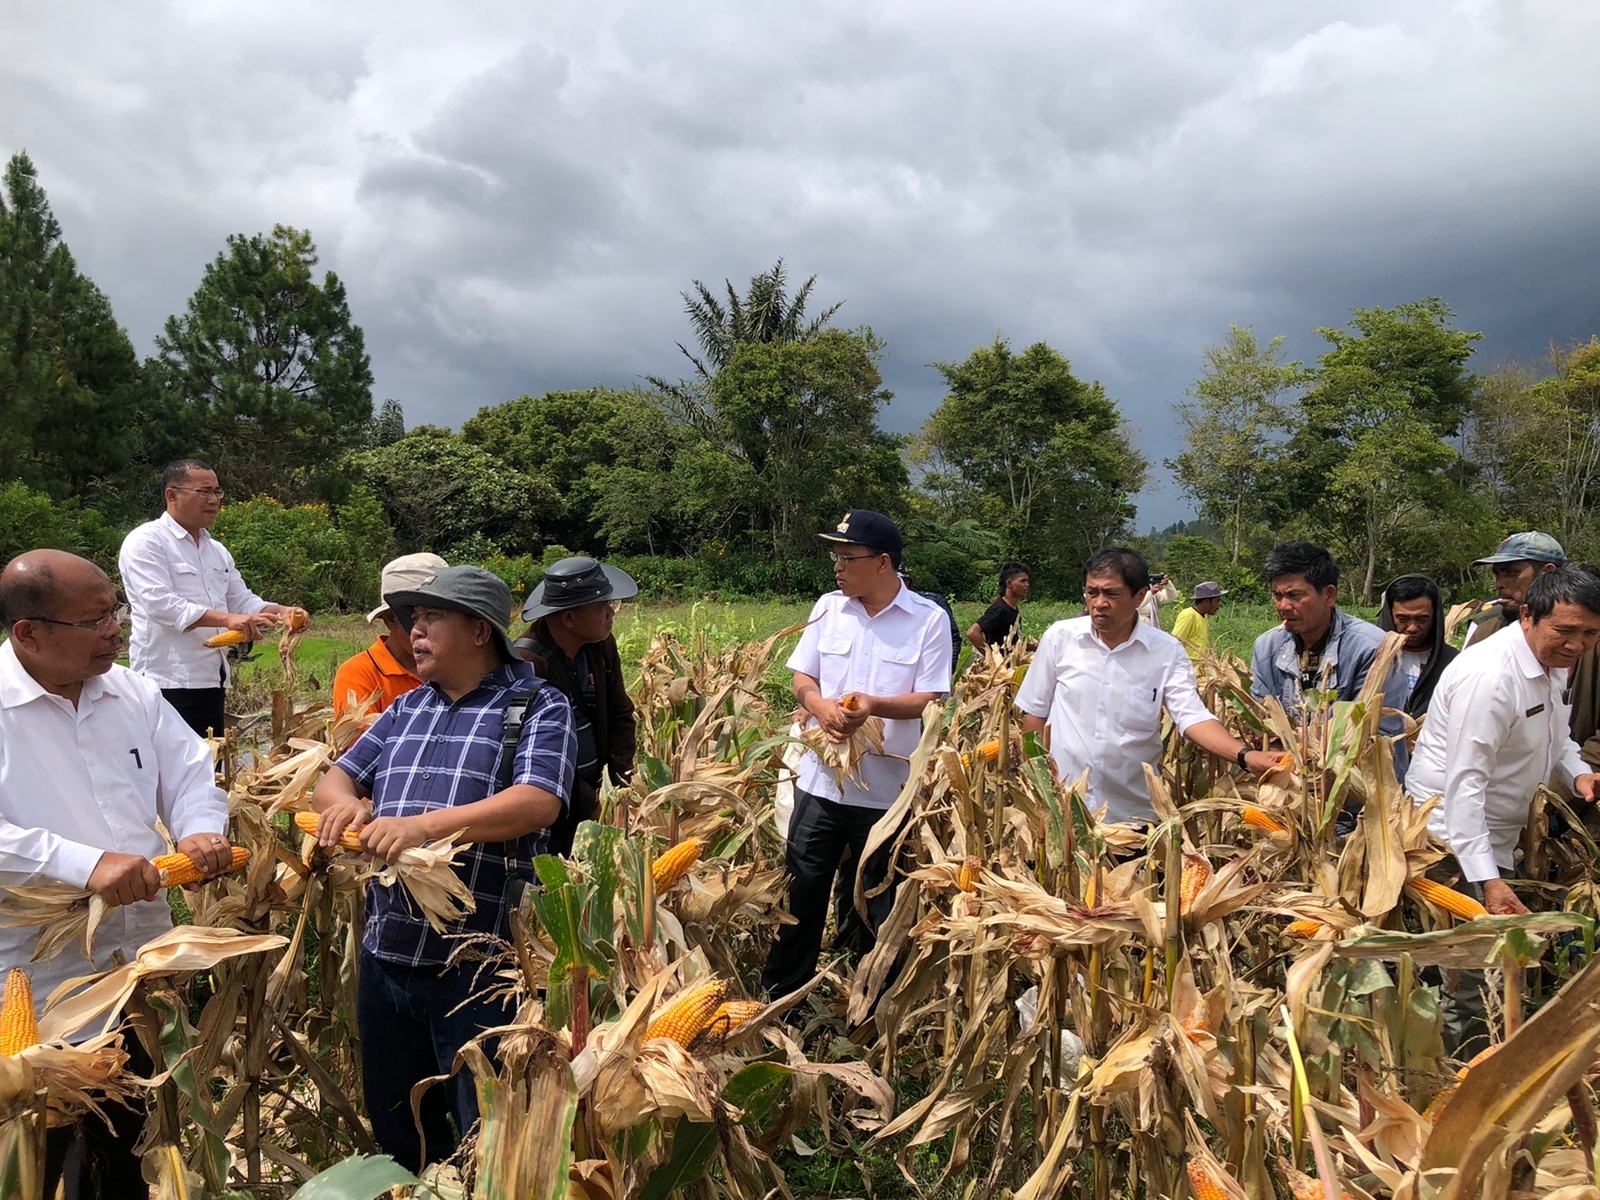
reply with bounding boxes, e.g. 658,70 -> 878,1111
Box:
310,566 -> 575,1170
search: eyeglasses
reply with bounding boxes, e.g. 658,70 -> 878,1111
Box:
828,551 -> 882,566
21,604 -> 129,633
171,486 -> 226,499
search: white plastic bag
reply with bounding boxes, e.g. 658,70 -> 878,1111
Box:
1014,985 -> 1086,1087
774,721 -> 805,844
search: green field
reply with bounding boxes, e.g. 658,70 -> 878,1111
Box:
229,595 -> 1374,715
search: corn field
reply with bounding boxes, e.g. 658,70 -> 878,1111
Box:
5,621 -> 1600,1200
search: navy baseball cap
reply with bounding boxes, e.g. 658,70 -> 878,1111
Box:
816,510 -> 903,558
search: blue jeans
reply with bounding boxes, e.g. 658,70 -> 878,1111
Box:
358,948 -> 513,1170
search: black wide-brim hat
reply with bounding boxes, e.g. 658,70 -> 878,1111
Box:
385,565 -> 519,660
522,556 -> 639,621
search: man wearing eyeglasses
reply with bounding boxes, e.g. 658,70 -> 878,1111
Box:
760,511 -> 953,1002
118,459 -> 303,738
0,550 -> 233,1197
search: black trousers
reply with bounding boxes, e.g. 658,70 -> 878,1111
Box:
44,1037 -> 152,1199
761,789 -> 898,999
161,687 -> 226,740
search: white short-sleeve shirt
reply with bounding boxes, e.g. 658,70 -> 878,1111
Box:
787,584 -> 954,808
0,639 -> 229,1009
1404,623 -> 1588,881
119,512 -> 271,688
1014,615 -> 1213,824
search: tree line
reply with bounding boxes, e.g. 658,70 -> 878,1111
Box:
4,147 -> 1591,611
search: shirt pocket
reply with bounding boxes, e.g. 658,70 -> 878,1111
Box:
1121,682 -> 1163,734
871,645 -> 920,697
816,637 -> 853,695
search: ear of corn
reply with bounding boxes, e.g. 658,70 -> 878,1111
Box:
153,845 -> 251,888
957,856 -> 981,893
1179,853 -> 1212,915
1285,918 -> 1325,939
1185,1159 -> 1230,1200
287,609 -> 309,631
689,999 -> 764,1051
294,811 -> 364,852
645,978 -> 729,1046
0,968 -> 39,1055
1242,807 -> 1288,835
651,839 -> 704,892
1406,876 -> 1488,920
204,629 -> 249,648
961,740 -> 1003,770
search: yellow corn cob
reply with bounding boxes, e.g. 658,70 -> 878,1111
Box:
1241,807 -> 1288,835
153,845 -> 251,887
645,978 -> 729,1046
1406,876 -> 1488,920
293,811 -> 364,852
957,856 -> 981,893
961,740 -> 1003,770
652,839 -> 704,892
1185,1159 -> 1230,1200
287,609 -> 309,631
691,999 -> 764,1050
1421,1045 -> 1496,1122
1285,918 -> 1325,939
0,968 -> 40,1056
203,629 -> 249,647
1179,853 -> 1212,915
1084,874 -> 1097,908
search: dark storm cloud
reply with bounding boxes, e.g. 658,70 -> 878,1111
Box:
3,0 -> 1599,522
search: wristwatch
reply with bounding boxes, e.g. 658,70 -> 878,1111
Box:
1235,747 -> 1249,770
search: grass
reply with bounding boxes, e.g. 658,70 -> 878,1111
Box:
227,595 -> 1381,716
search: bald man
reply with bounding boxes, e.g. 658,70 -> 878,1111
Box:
0,550 -> 234,1197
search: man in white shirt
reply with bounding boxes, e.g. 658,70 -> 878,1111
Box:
760,511 -> 953,1000
0,549 -> 234,1196
1016,547 -> 1281,826
1404,566 -> 1600,1055
118,459 -> 302,738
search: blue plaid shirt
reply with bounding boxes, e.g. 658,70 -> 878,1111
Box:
337,661 -> 576,967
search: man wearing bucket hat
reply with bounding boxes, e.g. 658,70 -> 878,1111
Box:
1463,532 -> 1567,648
514,557 -> 639,856
1171,581 -> 1227,660
308,565 -> 576,1171
331,552 -> 449,717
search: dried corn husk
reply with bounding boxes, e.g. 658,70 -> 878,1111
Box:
0,885 -> 110,963
799,712 -> 886,787
363,834 -> 477,935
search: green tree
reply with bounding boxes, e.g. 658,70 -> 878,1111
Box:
1285,299 -> 1481,600
0,152 -> 165,511
708,330 -> 908,560
153,224 -> 373,496
367,398 -> 406,448
1167,326 -> 1303,564
350,426 -> 559,557
917,337 -> 1147,591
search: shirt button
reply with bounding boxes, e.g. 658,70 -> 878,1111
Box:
422,772 -> 431,780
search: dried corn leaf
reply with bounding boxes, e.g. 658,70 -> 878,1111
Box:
364,834 -> 478,935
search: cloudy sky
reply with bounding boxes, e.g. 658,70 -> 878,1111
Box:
4,0 -> 1598,524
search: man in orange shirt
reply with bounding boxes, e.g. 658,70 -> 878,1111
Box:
333,554 -> 448,717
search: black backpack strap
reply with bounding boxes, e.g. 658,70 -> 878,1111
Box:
498,688 -> 537,792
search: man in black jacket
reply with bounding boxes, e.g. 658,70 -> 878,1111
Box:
515,557 -> 639,855
1377,573 -> 1459,782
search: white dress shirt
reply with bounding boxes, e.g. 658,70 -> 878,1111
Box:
0,640 -> 228,1006
119,512 -> 271,688
1015,615 -> 1214,824
788,584 -> 954,808
1404,623 -> 1588,882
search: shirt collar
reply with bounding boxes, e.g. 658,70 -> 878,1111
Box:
1509,624 -> 1547,680
0,640 -> 122,710
1075,614 -> 1150,652
843,581 -> 916,619
159,510 -> 211,545
367,636 -> 416,679
421,659 -> 534,703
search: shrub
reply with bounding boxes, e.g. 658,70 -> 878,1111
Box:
211,491 -> 392,611
1158,535 -> 1262,600
0,481 -> 120,576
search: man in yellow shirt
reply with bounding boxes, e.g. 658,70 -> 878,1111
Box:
1171,581 -> 1226,659
332,553 -> 448,717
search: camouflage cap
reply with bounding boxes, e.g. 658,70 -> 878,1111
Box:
1473,531 -> 1567,567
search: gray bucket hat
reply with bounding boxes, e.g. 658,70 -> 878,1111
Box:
521,557 -> 638,621
384,565 -> 518,660
1192,581 -> 1228,600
